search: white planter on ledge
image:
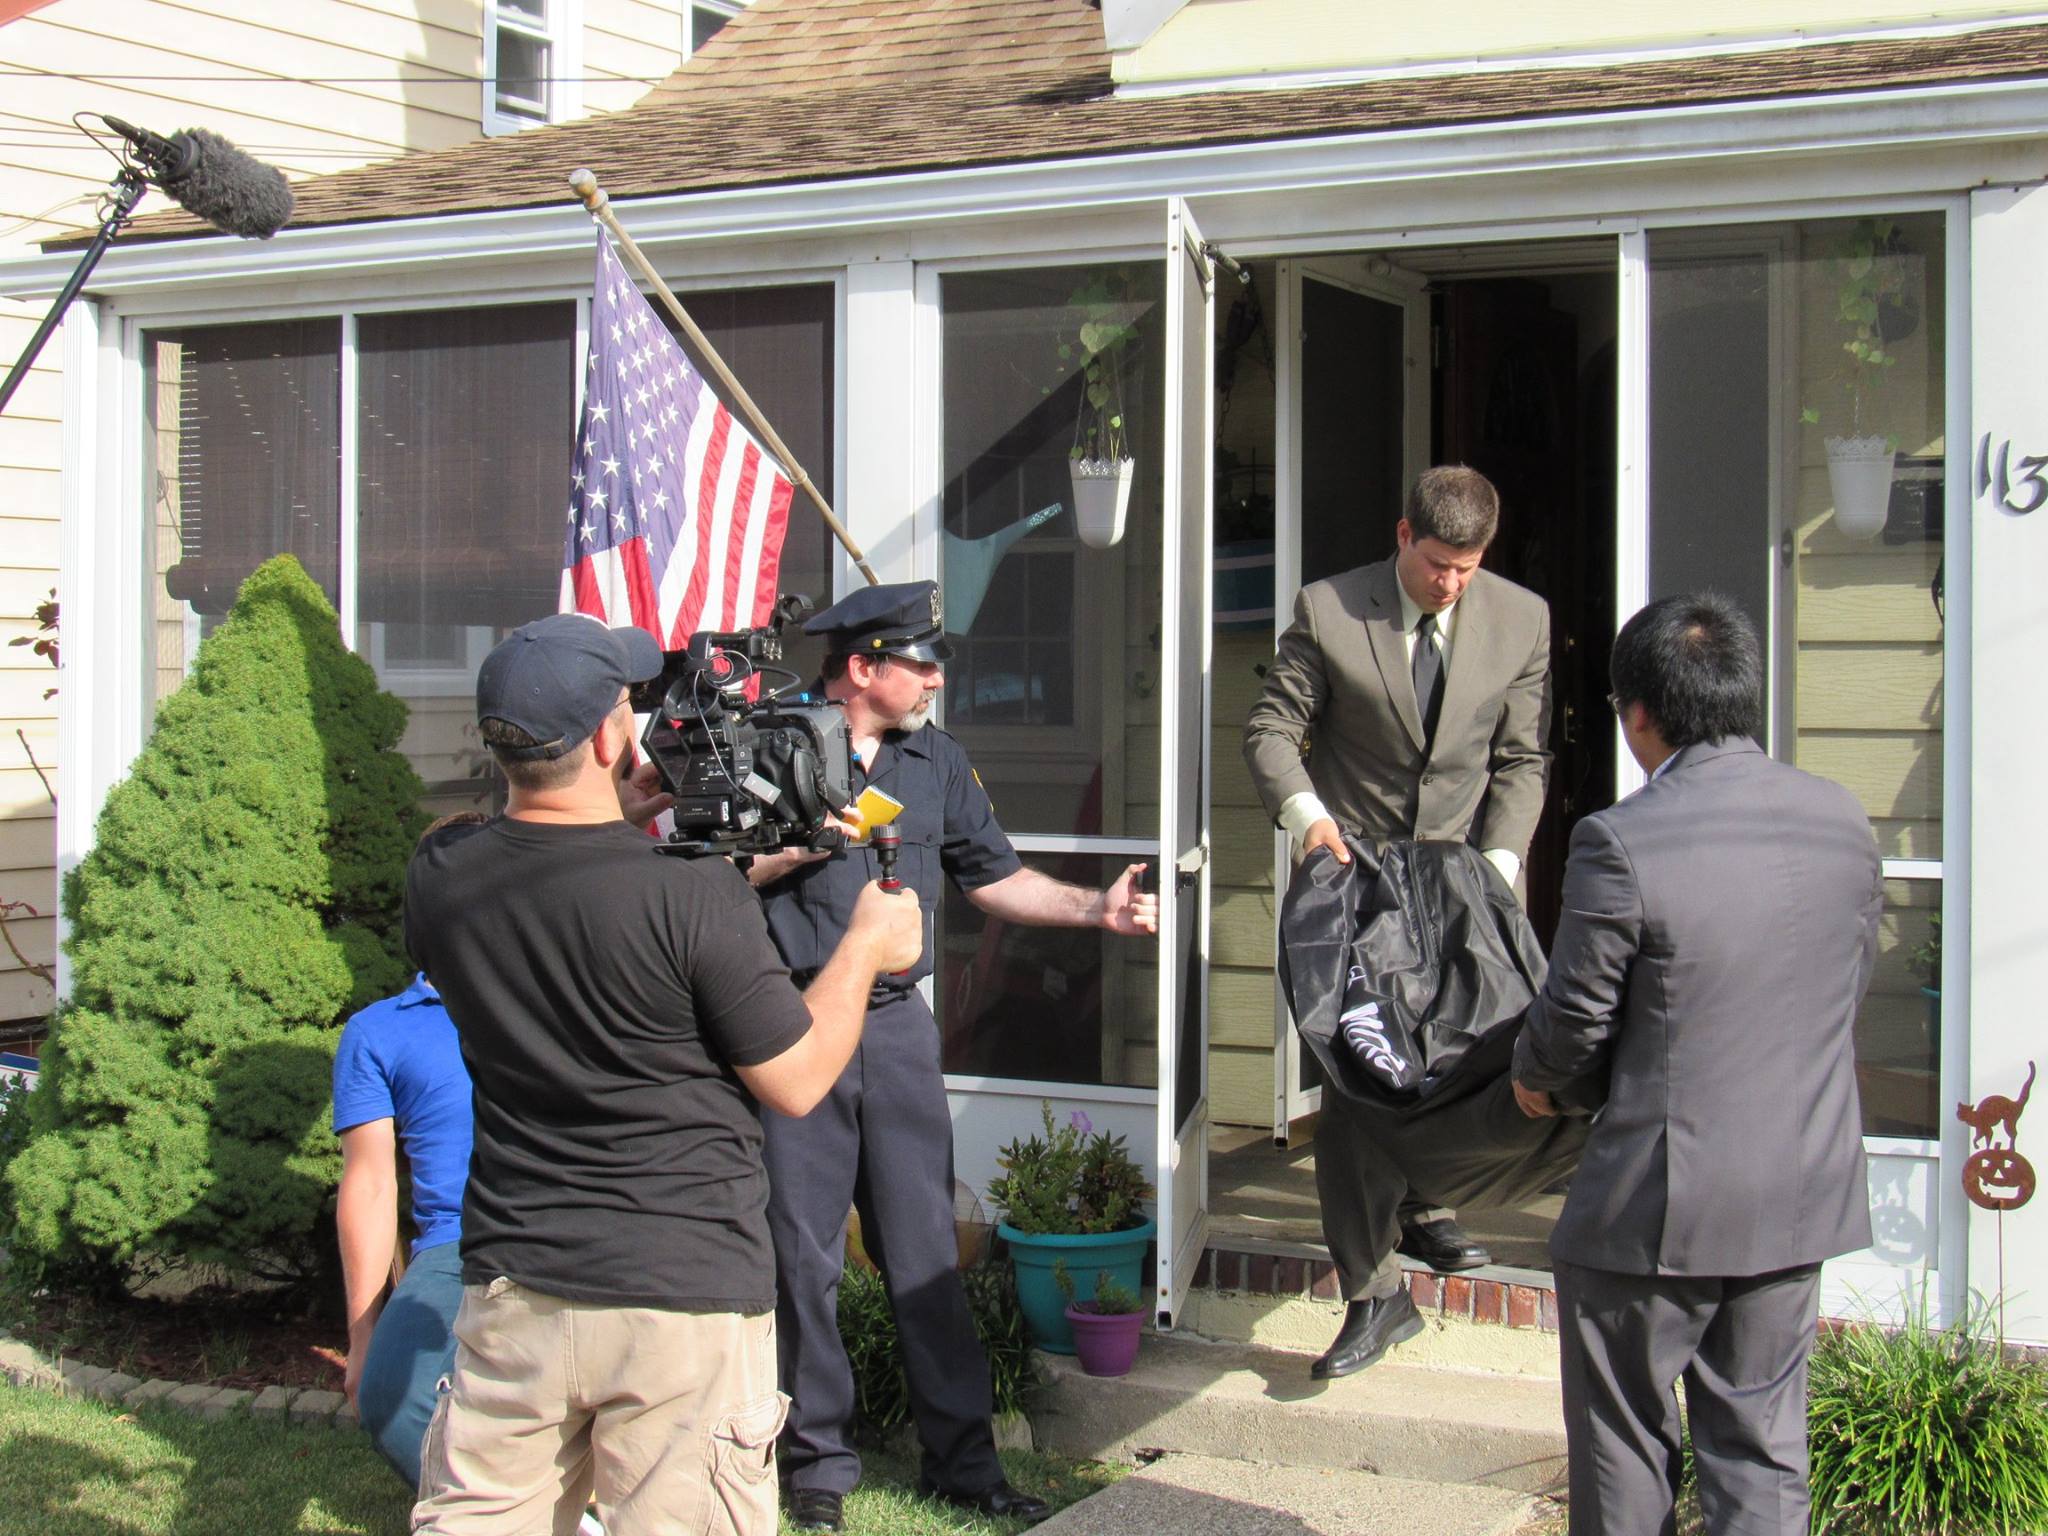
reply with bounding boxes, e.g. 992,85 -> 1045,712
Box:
1069,457 -> 1134,549
1823,435 -> 1896,540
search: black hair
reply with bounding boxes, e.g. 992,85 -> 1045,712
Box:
1610,592 -> 1764,749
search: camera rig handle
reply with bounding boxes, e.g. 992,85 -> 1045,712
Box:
872,824 -> 903,893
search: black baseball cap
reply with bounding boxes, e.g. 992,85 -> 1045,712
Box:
475,613 -> 663,761
803,579 -> 953,663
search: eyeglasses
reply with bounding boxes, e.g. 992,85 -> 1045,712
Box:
1607,692 -> 1626,717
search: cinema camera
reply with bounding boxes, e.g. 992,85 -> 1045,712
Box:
632,595 -> 854,859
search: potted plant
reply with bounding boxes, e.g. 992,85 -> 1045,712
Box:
1054,1259 -> 1146,1378
1801,217 -> 1915,539
1909,909 -> 1941,1041
1060,271 -> 1142,549
986,1102 -> 1154,1354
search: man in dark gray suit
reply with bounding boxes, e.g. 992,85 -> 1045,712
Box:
1513,593 -> 1882,1536
1246,465 -> 1554,1377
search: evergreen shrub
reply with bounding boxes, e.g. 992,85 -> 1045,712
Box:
5,557 -> 424,1286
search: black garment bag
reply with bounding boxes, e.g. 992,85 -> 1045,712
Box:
1278,838 -> 1600,1114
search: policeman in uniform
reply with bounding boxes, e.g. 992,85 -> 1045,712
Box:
749,581 -> 1157,1533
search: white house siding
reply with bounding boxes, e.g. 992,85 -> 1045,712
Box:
0,0 -> 686,1027
1116,1 -> 2046,85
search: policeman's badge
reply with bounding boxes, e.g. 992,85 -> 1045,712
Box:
929,586 -> 944,632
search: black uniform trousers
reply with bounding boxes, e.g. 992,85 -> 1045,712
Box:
761,986 -> 1002,1498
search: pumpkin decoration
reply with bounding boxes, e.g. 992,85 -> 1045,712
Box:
1961,1146 -> 2036,1213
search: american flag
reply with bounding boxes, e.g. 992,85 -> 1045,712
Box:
560,231 -> 793,645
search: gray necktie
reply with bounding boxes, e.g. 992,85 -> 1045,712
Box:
1413,611 -> 1444,748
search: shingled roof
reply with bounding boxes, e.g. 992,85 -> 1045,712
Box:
94,0 -> 2048,245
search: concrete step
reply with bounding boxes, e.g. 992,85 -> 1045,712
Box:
1035,1453 -> 1541,1536
1029,1331 -> 1568,1494
1177,1282 -> 1564,1373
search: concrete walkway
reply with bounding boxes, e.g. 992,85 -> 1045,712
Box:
1036,1453 -> 1544,1536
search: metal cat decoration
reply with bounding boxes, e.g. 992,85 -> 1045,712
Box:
1959,1060 -> 2035,1213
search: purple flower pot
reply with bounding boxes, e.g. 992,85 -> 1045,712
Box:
1064,1304 -> 1144,1378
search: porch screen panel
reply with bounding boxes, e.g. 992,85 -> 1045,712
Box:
354,303 -> 576,808
1646,216 -> 1945,1140
939,851 -> 1155,1089
144,319 -> 342,714
935,263 -> 1167,1089
936,265 -> 1165,842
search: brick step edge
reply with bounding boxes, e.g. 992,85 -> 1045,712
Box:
1195,1250 -> 1560,1333
0,1329 -> 359,1430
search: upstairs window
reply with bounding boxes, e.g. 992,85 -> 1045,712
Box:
687,1 -> 744,55
485,0 -> 581,133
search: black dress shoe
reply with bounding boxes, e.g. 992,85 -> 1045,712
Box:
917,1478 -> 1051,1524
1397,1215 -> 1491,1273
787,1488 -> 845,1532
1311,1289 -> 1424,1380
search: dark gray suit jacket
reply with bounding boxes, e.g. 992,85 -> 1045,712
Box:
1242,559 -> 1552,862
1513,738 -> 1883,1277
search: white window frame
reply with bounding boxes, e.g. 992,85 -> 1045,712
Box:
360,623 -> 500,696
483,0 -> 583,136
683,0 -> 745,58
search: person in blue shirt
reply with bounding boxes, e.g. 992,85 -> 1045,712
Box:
333,967 -> 474,1489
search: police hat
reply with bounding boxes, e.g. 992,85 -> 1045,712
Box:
804,580 -> 954,664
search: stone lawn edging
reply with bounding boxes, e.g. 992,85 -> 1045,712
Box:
0,1326 -> 359,1431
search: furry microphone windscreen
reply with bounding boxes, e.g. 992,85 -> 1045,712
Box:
162,129 -> 295,239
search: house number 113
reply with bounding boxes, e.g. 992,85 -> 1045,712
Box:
1977,431 -> 2048,516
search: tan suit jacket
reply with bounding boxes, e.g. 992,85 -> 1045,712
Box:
1243,559 -> 1553,866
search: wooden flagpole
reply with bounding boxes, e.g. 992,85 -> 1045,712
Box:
568,168 -> 881,588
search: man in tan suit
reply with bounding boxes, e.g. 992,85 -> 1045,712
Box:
1245,465 -> 1554,1376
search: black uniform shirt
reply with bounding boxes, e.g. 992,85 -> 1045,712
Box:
760,722 -> 1021,987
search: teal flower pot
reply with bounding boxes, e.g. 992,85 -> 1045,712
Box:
997,1219 -> 1155,1355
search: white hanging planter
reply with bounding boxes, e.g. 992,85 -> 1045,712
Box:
1823,435 -> 1896,540
1069,458 -> 1134,549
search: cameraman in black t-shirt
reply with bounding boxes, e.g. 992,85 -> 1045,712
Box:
406,613 -> 920,1536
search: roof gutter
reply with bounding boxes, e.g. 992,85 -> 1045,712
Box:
4,75 -> 2046,302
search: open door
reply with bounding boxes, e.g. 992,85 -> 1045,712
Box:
1271,256 -> 1428,1141
1155,198 -> 1214,1327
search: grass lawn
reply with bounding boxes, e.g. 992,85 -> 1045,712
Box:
0,1383 -> 1121,1535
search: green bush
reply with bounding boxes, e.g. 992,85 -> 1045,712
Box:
836,1259 -> 1036,1439
1808,1299 -> 2048,1535
5,557 -> 424,1287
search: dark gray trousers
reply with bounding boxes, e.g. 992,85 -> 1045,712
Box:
1316,1073 -> 1589,1299
1553,1259 -> 1822,1536
760,988 -> 1001,1499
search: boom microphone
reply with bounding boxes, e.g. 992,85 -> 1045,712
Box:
101,115 -> 294,239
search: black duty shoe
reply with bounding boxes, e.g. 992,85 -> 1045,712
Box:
1397,1215 -> 1491,1273
787,1488 -> 845,1532
917,1478 -> 1051,1525
1311,1289 -> 1424,1380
